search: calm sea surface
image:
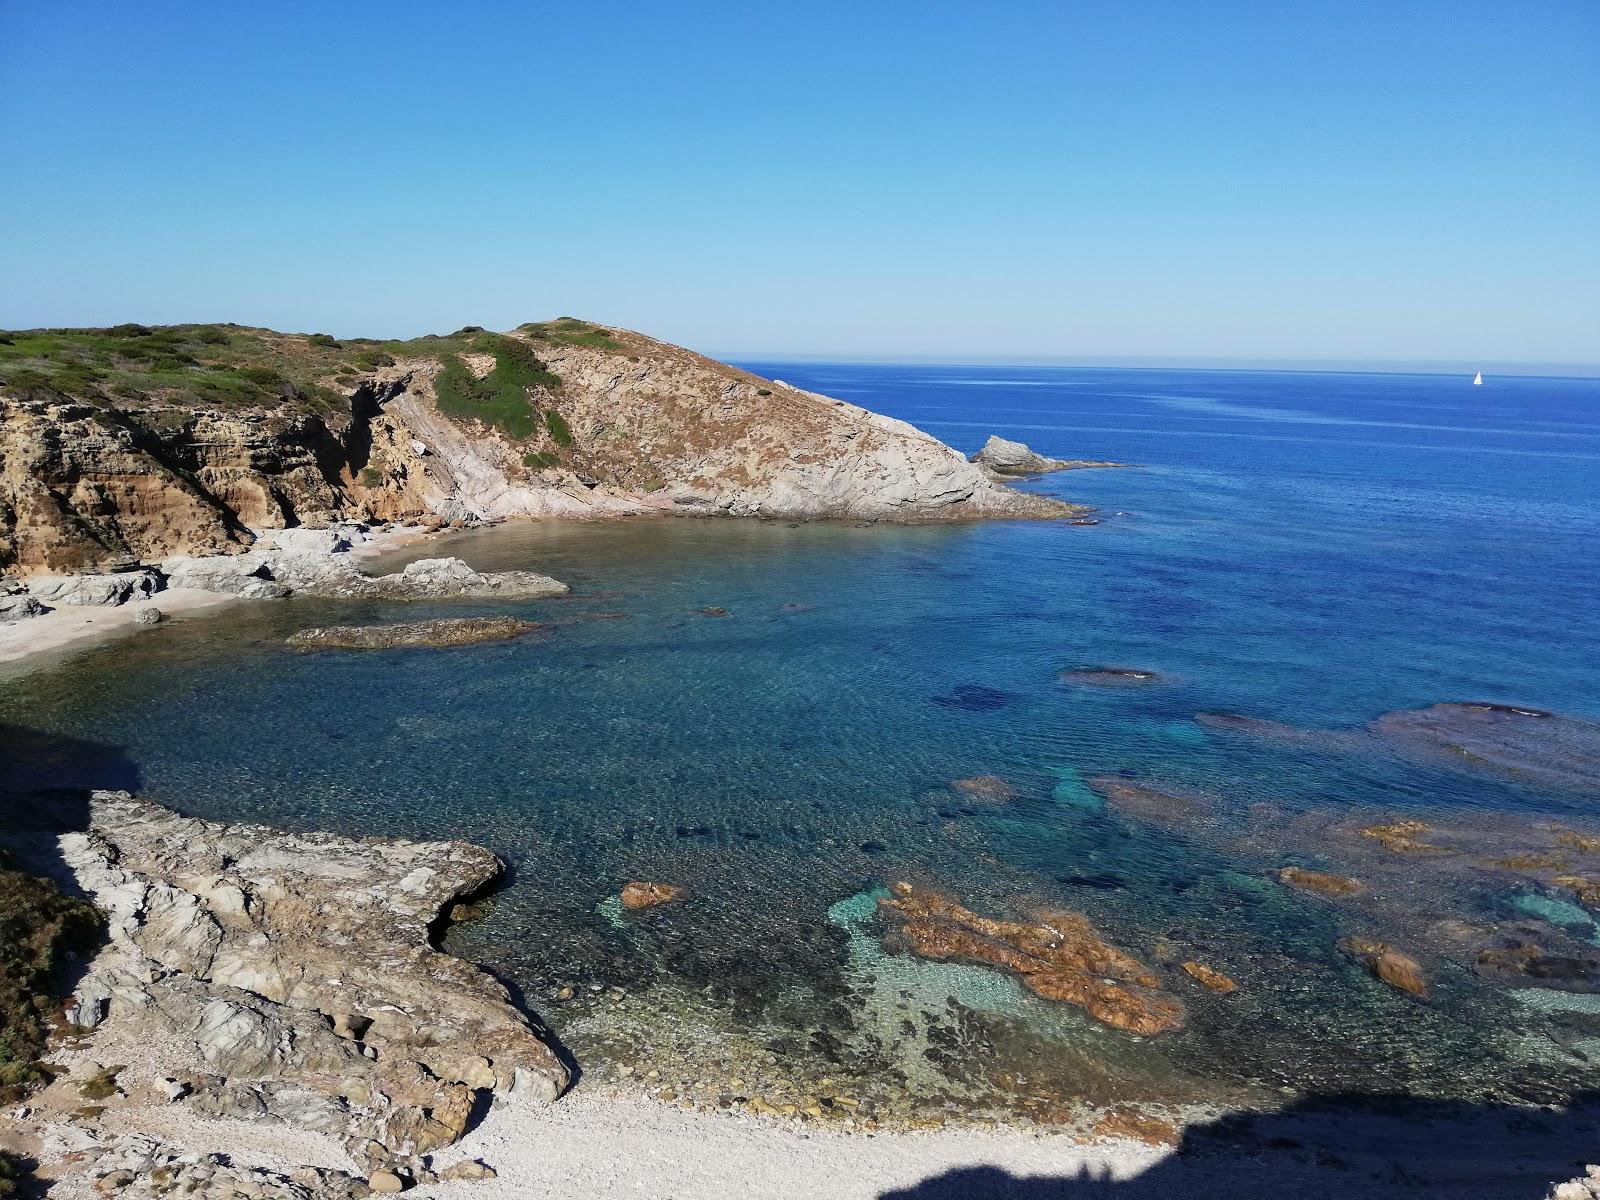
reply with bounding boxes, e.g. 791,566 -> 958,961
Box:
5,365 -> 1599,1121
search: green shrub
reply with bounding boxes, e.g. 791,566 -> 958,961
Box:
306,333 -> 339,348
0,1147 -> 25,1197
194,326 -> 229,345
520,318 -> 619,350
0,850 -> 102,1101
238,366 -> 282,386
432,336 -> 558,440
522,450 -> 559,469
546,410 -> 573,446
360,466 -> 383,487
104,323 -> 152,338
353,349 -> 395,369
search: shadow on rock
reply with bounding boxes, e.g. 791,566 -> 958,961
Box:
881,1091 -> 1600,1200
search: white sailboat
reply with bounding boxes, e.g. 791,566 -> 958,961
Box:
1472,371 -> 1484,386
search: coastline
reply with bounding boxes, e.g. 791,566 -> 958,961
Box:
0,521 -> 446,674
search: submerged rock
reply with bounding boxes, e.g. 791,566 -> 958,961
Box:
1340,936 -> 1427,997
951,776 -> 1020,804
1369,702 -> 1600,793
1059,666 -> 1163,688
34,791 -> 568,1169
1180,961 -> 1238,993
969,435 -> 1123,477
1279,866 -> 1364,897
877,881 -> 1184,1035
621,881 -> 689,911
930,684 -> 1014,712
1088,776 -> 1212,828
287,616 -> 542,651
1359,818 -> 1450,856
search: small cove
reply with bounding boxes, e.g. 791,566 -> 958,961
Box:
5,364 -> 1599,1125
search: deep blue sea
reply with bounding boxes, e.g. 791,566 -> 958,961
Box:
5,365 -> 1600,1122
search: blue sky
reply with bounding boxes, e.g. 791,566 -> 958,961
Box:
2,2 -> 1596,369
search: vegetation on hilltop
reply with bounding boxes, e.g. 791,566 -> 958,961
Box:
519,316 -> 620,350
0,849 -> 102,1103
0,322 -> 593,450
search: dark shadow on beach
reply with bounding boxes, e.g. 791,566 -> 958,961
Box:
0,725 -> 142,1197
882,1091 -> 1600,1200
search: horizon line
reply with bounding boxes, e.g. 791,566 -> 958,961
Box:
714,352 -> 1600,380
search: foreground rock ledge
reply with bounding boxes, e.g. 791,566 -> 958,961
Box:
32,791 -> 568,1179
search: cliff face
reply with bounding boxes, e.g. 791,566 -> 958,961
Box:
0,323 -> 1075,576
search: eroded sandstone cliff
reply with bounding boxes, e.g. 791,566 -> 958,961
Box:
0,321 -> 1079,576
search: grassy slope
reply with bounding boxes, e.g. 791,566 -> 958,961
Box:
0,317 -> 617,448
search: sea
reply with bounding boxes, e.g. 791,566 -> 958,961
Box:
5,364 -> 1599,1124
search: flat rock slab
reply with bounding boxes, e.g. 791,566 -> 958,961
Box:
288,616 -> 542,650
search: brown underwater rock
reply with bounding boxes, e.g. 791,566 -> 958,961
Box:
621,881 -> 688,911
1359,818 -> 1449,856
1279,866 -> 1364,898
877,882 -> 1184,1036
1340,936 -> 1427,997
287,616 -> 542,650
1180,961 -> 1238,993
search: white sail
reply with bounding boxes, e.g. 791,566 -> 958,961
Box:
1472,371 -> 1483,386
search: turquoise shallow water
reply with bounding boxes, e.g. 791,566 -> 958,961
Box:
4,365 -> 1599,1120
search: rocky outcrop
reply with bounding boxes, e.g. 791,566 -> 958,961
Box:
0,398 -> 343,576
970,435 -> 1122,477
1,324 -> 1089,576
23,566 -> 160,607
877,882 -> 1184,1035
288,616 -> 543,651
24,791 -> 568,1179
0,581 -> 42,622
163,545 -> 569,603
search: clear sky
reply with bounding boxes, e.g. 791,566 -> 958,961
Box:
3,2 -> 1597,370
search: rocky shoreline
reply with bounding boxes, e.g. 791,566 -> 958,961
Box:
0,792 -> 567,1195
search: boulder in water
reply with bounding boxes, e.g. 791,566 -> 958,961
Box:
1180,961 -> 1238,993
1340,936 -> 1427,997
